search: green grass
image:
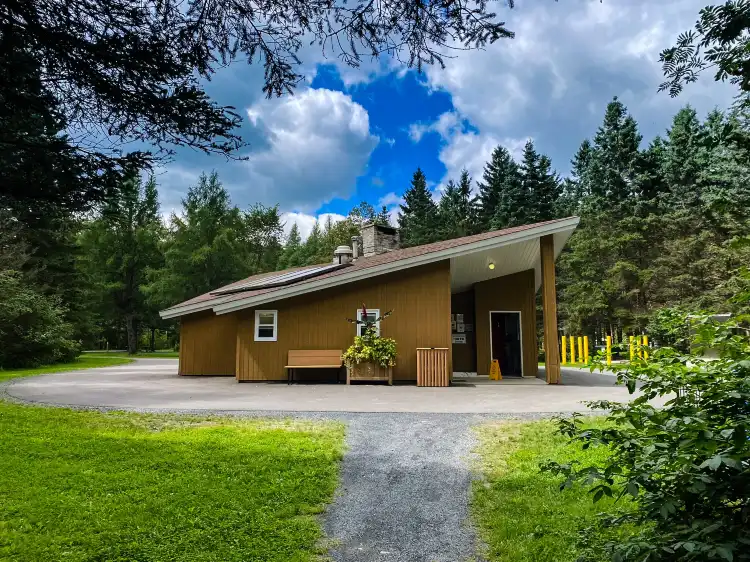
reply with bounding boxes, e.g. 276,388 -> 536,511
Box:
0,402 -> 345,561
472,419 -> 630,562
0,355 -> 133,383
85,350 -> 180,358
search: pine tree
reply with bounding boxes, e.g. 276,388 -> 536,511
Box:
277,223 -> 303,269
586,97 -> 642,207
80,172 -> 164,354
437,169 -> 478,239
398,167 -> 439,247
476,146 -> 521,230
517,140 -> 553,224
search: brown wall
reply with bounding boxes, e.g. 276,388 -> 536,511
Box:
235,261 -> 452,381
451,291 -> 476,372
474,269 -> 537,377
179,311 -> 238,375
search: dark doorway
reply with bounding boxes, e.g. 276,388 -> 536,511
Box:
490,312 -> 523,377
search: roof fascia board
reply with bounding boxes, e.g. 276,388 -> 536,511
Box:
212,217 -> 579,316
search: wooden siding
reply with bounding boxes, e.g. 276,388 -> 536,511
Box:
179,311 -> 238,375
235,261 -> 451,381
474,269 -> 537,378
451,290 -> 476,372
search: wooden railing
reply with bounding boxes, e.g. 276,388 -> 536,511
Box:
416,348 -> 450,387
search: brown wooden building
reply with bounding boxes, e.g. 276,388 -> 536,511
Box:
160,217 -> 579,384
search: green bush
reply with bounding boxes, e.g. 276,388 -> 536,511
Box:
0,271 -> 79,368
542,314 -> 750,562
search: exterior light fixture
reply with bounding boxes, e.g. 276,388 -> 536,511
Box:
488,262 -> 496,270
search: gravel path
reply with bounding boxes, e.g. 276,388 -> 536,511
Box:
324,413 -> 479,562
321,412 -> 553,562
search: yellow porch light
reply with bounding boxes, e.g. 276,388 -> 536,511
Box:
488,262 -> 495,270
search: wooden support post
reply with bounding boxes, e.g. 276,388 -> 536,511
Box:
561,336 -> 567,365
540,235 -> 561,384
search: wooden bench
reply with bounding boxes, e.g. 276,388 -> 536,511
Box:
285,350 -> 343,385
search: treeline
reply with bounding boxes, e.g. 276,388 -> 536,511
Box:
396,97 -> 750,343
4,95 -> 749,367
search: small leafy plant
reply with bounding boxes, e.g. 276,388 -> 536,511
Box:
542,313 -> 750,562
342,304 -> 397,368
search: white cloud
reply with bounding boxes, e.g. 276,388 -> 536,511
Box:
239,88 -> 379,212
281,211 -> 348,240
437,131 -> 528,194
377,192 -> 404,208
408,111 -> 461,143
421,0 -> 735,175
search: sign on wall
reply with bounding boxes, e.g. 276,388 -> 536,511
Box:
456,313 -> 464,323
452,333 -> 467,344
451,320 -> 457,330
465,323 -> 473,332
457,323 -> 465,333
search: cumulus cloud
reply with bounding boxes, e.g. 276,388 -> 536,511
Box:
422,0 -> 735,176
281,211 -> 348,240
239,88 -> 378,212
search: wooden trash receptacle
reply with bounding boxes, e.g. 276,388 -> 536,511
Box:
416,348 -> 450,387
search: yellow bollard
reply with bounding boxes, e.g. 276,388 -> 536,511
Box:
570,336 -> 576,363
577,336 -> 583,365
643,335 -> 649,361
606,335 -> 612,366
629,335 -> 635,362
561,336 -> 567,365
583,336 -> 590,365
638,335 -> 644,359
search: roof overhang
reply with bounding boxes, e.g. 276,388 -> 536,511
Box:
160,217 -> 579,319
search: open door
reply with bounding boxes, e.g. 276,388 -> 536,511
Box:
490,312 -> 523,377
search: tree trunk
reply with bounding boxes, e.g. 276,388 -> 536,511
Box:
150,327 -> 156,352
125,313 -> 138,355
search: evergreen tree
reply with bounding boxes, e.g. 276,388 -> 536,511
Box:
517,140 -> 561,224
277,223 -> 303,269
477,146 -> 521,230
147,171 -> 251,308
80,173 -> 164,354
398,168 -> 439,247
587,97 -> 642,207
437,169 -> 478,239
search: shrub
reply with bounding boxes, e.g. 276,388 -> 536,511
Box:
0,271 -> 79,368
542,314 -> 750,562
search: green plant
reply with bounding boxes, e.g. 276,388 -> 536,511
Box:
542,314 -> 750,562
342,304 -> 397,368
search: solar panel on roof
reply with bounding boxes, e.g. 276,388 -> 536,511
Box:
210,263 -> 350,296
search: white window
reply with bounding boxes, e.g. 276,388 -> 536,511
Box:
356,308 -> 380,337
254,310 -> 278,341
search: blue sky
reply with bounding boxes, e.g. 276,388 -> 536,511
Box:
157,0 -> 735,238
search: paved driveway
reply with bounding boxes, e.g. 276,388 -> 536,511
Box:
5,358 -> 638,414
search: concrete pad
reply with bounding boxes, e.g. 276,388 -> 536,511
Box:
5,359 -> 652,414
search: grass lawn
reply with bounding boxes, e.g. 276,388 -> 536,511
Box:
0,355 -> 133,383
472,419 -> 631,562
0,402 -> 345,561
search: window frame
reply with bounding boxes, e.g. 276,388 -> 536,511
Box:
254,310 -> 278,342
356,308 -> 381,337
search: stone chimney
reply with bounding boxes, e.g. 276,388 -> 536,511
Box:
351,236 -> 361,260
360,222 -> 400,257
333,245 -> 354,265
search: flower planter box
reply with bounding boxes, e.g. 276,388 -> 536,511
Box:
346,361 -> 393,385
